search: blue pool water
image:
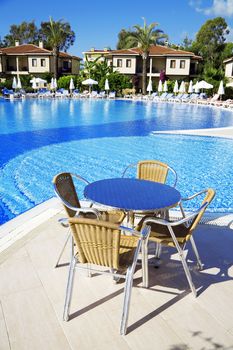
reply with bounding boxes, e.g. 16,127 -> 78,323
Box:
0,98 -> 233,224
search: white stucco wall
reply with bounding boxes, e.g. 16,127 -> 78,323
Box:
225,61 -> 233,77
28,56 -> 50,73
112,56 -> 136,74
0,57 -> 2,72
166,57 -> 190,76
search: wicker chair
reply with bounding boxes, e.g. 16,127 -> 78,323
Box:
122,160 -> 178,226
63,218 -> 150,335
53,172 -> 125,267
137,188 -> 215,296
122,160 -> 177,187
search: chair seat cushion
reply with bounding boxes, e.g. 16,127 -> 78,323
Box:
137,217 -> 190,247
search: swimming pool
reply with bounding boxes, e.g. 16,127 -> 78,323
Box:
0,98 -> 233,224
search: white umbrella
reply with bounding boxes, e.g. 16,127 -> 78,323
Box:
30,77 -> 47,84
193,81 -> 200,93
12,77 -> 17,89
163,81 -> 168,92
31,77 -> 37,90
82,78 -> 98,92
196,80 -> 213,89
54,78 -> 57,90
188,80 -> 193,94
179,81 -> 185,93
158,80 -> 163,93
69,78 -> 75,91
104,78 -> 110,91
173,80 -> 179,94
146,79 -> 153,94
50,77 -> 54,90
17,76 -> 22,89
217,81 -> 225,96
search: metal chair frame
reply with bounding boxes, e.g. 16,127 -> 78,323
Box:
63,223 -> 151,336
141,189 -> 215,297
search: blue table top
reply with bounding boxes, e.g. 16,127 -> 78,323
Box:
84,178 -> 181,211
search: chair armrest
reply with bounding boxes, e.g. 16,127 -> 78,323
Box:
142,202 -> 208,227
181,189 -> 208,202
71,173 -> 90,185
119,225 -> 151,239
121,163 -> 137,178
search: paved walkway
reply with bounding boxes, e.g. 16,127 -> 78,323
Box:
0,211 -> 233,350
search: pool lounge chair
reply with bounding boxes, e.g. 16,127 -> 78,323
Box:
153,92 -> 168,101
108,91 -> 116,99
188,93 -> 200,103
138,188 -> 215,296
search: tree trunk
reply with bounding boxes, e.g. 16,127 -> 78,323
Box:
53,47 -> 59,79
142,56 -> 147,95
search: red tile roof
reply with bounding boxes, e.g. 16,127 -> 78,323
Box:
109,45 -> 201,58
0,44 -> 81,60
0,44 -> 50,54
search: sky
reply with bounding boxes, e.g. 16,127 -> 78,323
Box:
0,0 -> 233,57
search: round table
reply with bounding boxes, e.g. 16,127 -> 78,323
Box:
84,178 -> 181,212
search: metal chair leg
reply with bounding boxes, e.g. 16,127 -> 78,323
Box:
63,255 -> 77,321
190,236 -> 203,270
168,226 -> 197,297
54,231 -> 71,268
120,266 -> 134,335
142,239 -> 148,288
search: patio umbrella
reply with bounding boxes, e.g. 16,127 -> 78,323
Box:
217,80 -> 225,98
30,77 -> 47,89
17,76 -> 22,89
12,77 -> 17,90
163,80 -> 168,92
54,78 -> 57,90
173,80 -> 179,94
193,81 -> 200,93
104,78 -> 110,91
146,79 -> 153,95
69,77 -> 75,92
82,78 -> 98,92
188,80 -> 193,94
196,80 -> 213,90
179,81 -> 185,93
158,80 -> 163,94
50,78 -> 55,90
31,77 -> 37,90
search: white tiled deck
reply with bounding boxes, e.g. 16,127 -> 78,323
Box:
0,207 -> 233,350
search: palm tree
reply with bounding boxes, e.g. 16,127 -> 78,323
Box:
125,18 -> 167,94
40,17 -> 75,79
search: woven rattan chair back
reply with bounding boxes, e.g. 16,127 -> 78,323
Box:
69,218 -> 121,269
53,173 -> 81,217
137,160 -> 169,184
189,188 -> 215,234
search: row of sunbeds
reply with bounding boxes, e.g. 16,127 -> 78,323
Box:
130,92 -> 233,108
1,87 -> 116,100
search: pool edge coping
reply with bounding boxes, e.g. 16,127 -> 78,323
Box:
0,198 -> 232,258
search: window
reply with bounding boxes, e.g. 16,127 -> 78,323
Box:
126,59 -> 131,68
32,59 -> 37,67
117,59 -> 122,67
63,61 -> 69,69
180,60 -> 185,69
170,60 -> 176,69
41,59 -> 46,67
